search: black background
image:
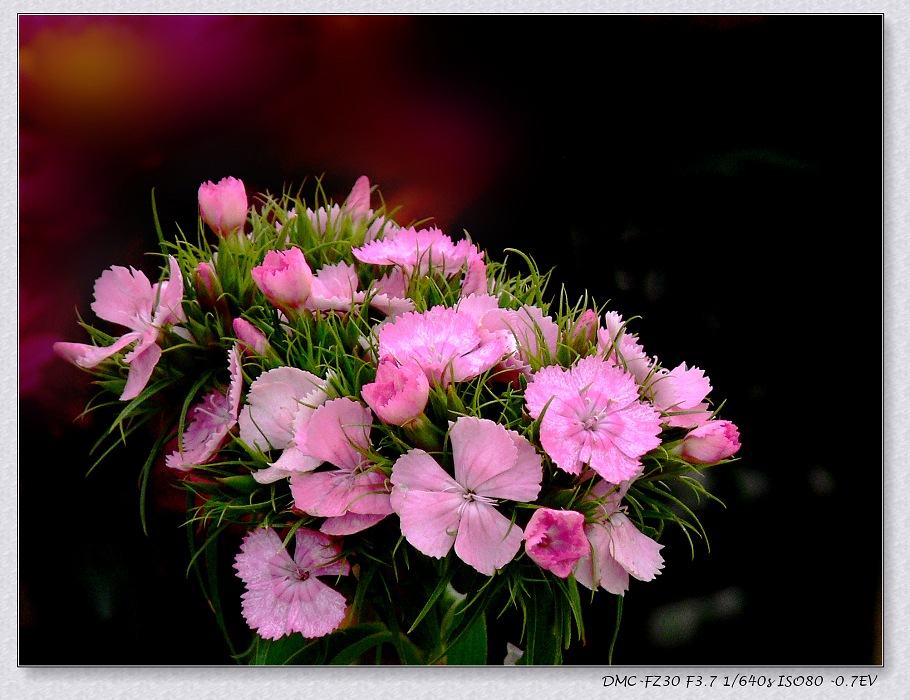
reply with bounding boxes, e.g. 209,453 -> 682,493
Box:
19,14 -> 882,666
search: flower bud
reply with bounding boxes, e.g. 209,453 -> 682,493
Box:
193,261 -> 222,309
672,419 -> 741,465
198,176 -> 248,237
251,247 -> 315,313
232,317 -> 269,355
361,357 -> 430,427
523,508 -> 589,579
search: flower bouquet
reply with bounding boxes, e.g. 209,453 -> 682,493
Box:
54,175 -> 741,665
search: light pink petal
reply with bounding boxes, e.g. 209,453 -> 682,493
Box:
320,512 -> 389,536
454,500 -> 524,575
234,528 -> 290,586
390,448 -> 461,495
450,417 -> 542,502
575,523 -> 630,595
165,390 -> 233,471
607,513 -> 665,581
290,469 -> 391,519
152,256 -> 186,326
303,398 -> 373,469
393,487 -> 463,559
238,367 -> 326,451
121,340 -> 162,401
53,332 -> 140,369
90,265 -> 155,331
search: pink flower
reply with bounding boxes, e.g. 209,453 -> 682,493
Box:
198,176 -> 248,237
304,261 -> 363,313
342,175 -> 372,222
597,311 -> 653,385
237,366 -> 330,483
646,362 -> 713,428
572,480 -> 664,595
360,357 -> 429,426
234,527 -> 350,640
352,225 -> 483,279
166,344 -> 243,471
672,419 -> 741,465
476,300 -> 559,377
523,508 -> 589,578
390,416 -> 543,575
251,247 -> 315,314
524,355 -> 662,482
53,255 -> 185,401
289,398 -> 392,536
375,305 -> 513,387
232,317 -> 269,355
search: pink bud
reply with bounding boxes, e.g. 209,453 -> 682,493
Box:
232,317 -> 269,355
342,175 -> 372,221
523,508 -> 589,579
571,309 -> 599,347
674,420 -> 741,465
198,176 -> 248,237
361,358 -> 430,426
251,247 -> 315,313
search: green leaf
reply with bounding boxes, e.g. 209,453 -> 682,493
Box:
444,611 -> 487,665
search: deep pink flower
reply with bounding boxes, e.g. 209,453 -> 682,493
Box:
390,416 -> 542,575
166,344 -> 243,471
232,317 -> 269,355
574,479 -> 664,595
234,527 -> 350,640
289,398 -> 392,536
198,176 -> 248,237
523,508 -> 589,578
375,304 -> 513,387
524,355 -> 662,482
646,362 -> 713,428
672,419 -> 741,465
251,247 -> 315,314
53,255 -> 185,401
361,357 -> 429,426
237,366 -> 330,483
352,225 -> 483,279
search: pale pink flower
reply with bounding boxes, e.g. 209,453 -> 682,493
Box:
597,311 -> 653,385
232,317 -> 269,355
460,255 -> 489,297
352,225 -> 483,279
390,416 -> 543,575
237,366 -> 330,483
646,362 -> 713,428
574,479 -> 664,595
376,305 -> 513,387
166,344 -> 243,471
672,419 -> 741,465
303,261 -> 363,313
234,527 -> 350,640
479,301 -> 559,377
53,256 -> 186,401
198,176 -> 248,237
366,267 -> 416,317
523,508 -> 589,578
361,357 -> 430,426
524,355 -> 663,482
306,176 -> 375,235
289,398 -> 392,536
251,247 -> 315,314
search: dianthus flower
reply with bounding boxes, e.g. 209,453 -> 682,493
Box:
523,508 -> 589,578
53,256 -> 186,401
390,416 -> 542,575
597,311 -> 653,385
645,362 -> 713,428
524,355 -> 662,482
237,366 -> 330,483
352,225 -> 483,279
289,398 -> 392,536
234,527 -> 350,640
166,344 -> 243,471
375,304 -> 513,387
574,479 -> 664,595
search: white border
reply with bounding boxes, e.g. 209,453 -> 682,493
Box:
9,3 -> 901,699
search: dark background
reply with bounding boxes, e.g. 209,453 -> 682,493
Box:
18,14 -> 882,666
